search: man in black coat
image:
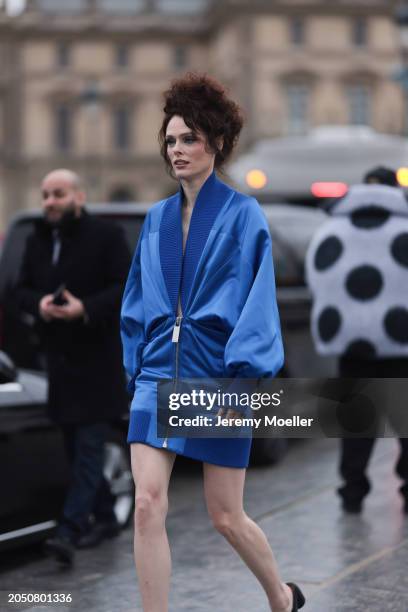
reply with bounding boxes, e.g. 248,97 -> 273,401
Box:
15,169 -> 131,564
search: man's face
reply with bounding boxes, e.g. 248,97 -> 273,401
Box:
41,175 -> 81,225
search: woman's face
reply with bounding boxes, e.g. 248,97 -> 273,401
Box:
165,115 -> 216,182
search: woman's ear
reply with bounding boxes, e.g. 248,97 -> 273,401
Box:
216,136 -> 224,152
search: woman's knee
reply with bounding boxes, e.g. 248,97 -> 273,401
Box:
134,488 -> 168,532
209,509 -> 243,540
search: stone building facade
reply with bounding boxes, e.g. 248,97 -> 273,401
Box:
0,0 -> 404,229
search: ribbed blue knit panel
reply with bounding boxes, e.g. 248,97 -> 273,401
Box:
180,172 -> 232,312
159,172 -> 233,314
159,193 -> 183,313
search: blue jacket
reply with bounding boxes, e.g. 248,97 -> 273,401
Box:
121,171 -> 284,467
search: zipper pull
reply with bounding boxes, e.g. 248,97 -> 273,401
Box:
172,316 -> 182,343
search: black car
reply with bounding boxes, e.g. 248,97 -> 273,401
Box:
0,350 -> 133,552
0,202 -> 332,375
0,202 -> 333,549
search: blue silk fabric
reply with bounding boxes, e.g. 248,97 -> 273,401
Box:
120,172 -> 284,467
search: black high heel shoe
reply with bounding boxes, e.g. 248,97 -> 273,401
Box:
286,583 -> 306,611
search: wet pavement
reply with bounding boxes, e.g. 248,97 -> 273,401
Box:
1,437 -> 407,611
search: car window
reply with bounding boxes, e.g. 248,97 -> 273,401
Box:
263,206 -> 326,286
0,212 -> 146,370
0,214 -> 146,301
100,214 -> 145,253
0,206 -> 325,293
269,235 -> 301,286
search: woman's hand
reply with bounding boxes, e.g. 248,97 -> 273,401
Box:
216,408 -> 243,423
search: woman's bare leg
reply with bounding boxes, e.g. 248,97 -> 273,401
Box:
131,443 -> 176,612
203,463 -> 293,612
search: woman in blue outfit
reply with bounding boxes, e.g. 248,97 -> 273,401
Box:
121,74 -> 305,612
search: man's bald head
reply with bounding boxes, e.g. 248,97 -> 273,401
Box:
42,168 -> 83,190
41,168 -> 86,225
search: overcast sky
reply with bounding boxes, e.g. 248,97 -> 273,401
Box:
6,0 -> 26,15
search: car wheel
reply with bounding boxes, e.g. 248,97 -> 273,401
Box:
250,438 -> 289,466
103,432 -> 134,528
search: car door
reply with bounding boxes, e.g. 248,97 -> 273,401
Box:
0,370 -> 68,549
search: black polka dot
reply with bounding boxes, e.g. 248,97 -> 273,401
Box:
351,206 -> 390,229
318,307 -> 341,342
384,308 -> 408,344
344,340 -> 377,359
345,265 -> 383,301
391,233 -> 408,268
314,236 -> 343,271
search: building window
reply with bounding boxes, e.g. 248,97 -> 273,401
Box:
40,0 -> 83,12
353,17 -> 367,47
157,0 -> 207,13
113,105 -> 131,151
290,17 -> 304,46
55,104 -> 72,151
348,84 -> 370,125
99,0 -> 144,12
57,42 -> 70,68
115,44 -> 129,68
174,45 -> 187,70
286,83 -> 310,134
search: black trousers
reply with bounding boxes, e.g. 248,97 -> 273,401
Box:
338,357 -> 408,504
57,422 -> 116,543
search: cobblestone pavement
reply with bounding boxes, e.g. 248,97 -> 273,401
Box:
1,438 -> 407,611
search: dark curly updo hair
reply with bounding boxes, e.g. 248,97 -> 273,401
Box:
159,73 -> 244,175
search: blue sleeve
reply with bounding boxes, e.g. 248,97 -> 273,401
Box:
224,208 -> 284,379
120,226 -> 147,396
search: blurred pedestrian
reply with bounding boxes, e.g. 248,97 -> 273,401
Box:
15,169 -> 130,564
364,165 -> 399,187
306,166 -> 408,514
121,73 -> 305,612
